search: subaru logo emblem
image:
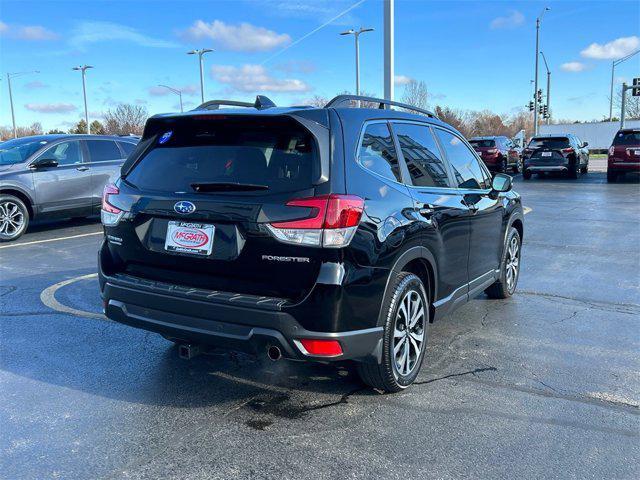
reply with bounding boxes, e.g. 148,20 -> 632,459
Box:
174,201 -> 196,214
159,131 -> 173,144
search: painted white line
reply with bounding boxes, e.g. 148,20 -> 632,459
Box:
0,231 -> 102,250
40,272 -> 106,320
523,206 -> 532,215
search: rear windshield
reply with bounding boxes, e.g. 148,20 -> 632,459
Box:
528,137 -> 569,149
125,117 -> 316,194
0,137 -> 49,165
469,139 -> 495,148
612,131 -> 640,146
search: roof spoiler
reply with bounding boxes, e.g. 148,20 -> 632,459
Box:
193,95 -> 277,111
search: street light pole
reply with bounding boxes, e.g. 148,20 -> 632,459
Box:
6,70 -> 39,138
540,51 -> 551,125
609,50 -> 639,121
383,0 -> 394,103
158,85 -> 183,112
72,65 -> 93,134
533,7 -> 550,135
187,48 -> 213,104
340,27 -> 374,96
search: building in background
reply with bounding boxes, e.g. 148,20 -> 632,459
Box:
539,120 -> 640,151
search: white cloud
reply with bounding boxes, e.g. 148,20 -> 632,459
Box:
25,103 -> 77,113
490,10 -> 525,30
149,84 -> 199,97
580,36 -> 640,60
69,21 -> 177,50
181,20 -> 290,52
276,60 -> 316,74
394,75 -> 413,86
211,64 -> 310,93
561,62 -> 588,72
0,21 -> 58,40
24,80 -> 48,90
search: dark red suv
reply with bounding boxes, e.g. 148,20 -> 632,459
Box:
469,136 -> 520,174
607,128 -> 640,183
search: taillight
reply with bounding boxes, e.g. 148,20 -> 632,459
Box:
297,339 -> 343,356
608,146 -> 614,156
101,183 -> 124,226
561,148 -> 574,154
266,194 -> 364,248
486,148 -> 498,154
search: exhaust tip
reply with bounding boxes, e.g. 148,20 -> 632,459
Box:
178,343 -> 200,360
267,345 -> 282,361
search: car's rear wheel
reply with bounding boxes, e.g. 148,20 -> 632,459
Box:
485,227 -> 521,299
357,272 -> 428,392
512,158 -> 521,174
607,170 -> 618,183
568,161 -> 579,179
580,164 -> 588,174
501,157 -> 508,173
523,169 -> 532,180
0,195 -> 29,242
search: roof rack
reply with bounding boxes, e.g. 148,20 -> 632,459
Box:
194,95 -> 277,111
324,95 -> 438,119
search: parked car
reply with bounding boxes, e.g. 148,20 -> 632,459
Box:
98,95 -> 524,392
607,128 -> 640,183
468,136 -> 521,174
0,134 -> 138,241
522,134 -> 589,180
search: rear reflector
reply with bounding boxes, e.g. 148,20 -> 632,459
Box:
299,339 -> 343,356
266,194 -> 364,248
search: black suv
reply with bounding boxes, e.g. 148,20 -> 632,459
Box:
98,95 -> 524,392
523,134 -> 589,180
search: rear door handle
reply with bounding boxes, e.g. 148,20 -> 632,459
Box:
416,203 -> 434,216
76,166 -> 89,172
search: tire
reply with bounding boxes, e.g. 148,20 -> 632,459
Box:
512,158 -> 521,174
501,157 -> 508,173
568,160 -> 579,179
485,227 -> 521,299
0,194 -> 29,242
607,170 -> 617,183
580,164 -> 588,174
522,169 -> 532,180
357,272 -> 429,393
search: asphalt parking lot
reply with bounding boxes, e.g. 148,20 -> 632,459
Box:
1,167 -> 638,479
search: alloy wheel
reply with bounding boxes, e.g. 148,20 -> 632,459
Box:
505,236 -> 520,293
392,290 -> 426,377
0,201 -> 25,239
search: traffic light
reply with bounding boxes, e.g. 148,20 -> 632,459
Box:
538,105 -> 544,114
633,78 -> 640,97
528,101 -> 534,112
536,89 -> 543,103
542,105 -> 549,118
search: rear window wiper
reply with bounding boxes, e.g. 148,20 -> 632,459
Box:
191,182 -> 270,192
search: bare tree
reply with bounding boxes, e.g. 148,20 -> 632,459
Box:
401,80 -> 429,110
613,89 -> 640,120
0,122 -> 43,140
304,95 -> 329,107
104,104 -> 148,135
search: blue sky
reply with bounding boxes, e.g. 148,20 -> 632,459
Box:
1,0 -> 638,131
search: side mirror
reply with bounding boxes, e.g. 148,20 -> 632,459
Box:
491,173 -> 512,193
31,158 -> 59,169
582,141 -> 589,147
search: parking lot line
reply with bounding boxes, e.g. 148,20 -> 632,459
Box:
40,273 -> 106,320
0,231 -> 103,250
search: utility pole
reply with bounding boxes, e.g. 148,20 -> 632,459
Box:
533,7 -> 550,135
158,85 -> 183,112
609,50 -> 639,121
187,48 -> 213,104
383,0 -> 394,103
340,27 -> 374,96
6,70 -> 39,138
540,51 -> 551,124
72,65 -> 93,134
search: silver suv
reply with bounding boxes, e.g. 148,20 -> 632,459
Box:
0,134 -> 138,241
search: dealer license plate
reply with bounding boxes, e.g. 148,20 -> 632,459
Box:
164,221 -> 214,256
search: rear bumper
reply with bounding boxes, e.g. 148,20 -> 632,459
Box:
525,165 -> 567,172
99,263 -> 383,364
608,161 -> 640,172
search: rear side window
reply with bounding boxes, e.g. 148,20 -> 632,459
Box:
613,131 -> 640,146
393,123 -> 450,188
87,140 -> 122,162
42,141 -> 82,166
469,139 -> 495,148
435,129 -> 490,190
358,123 -> 402,182
117,141 -> 136,156
125,117 -> 316,194
528,137 -> 570,149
